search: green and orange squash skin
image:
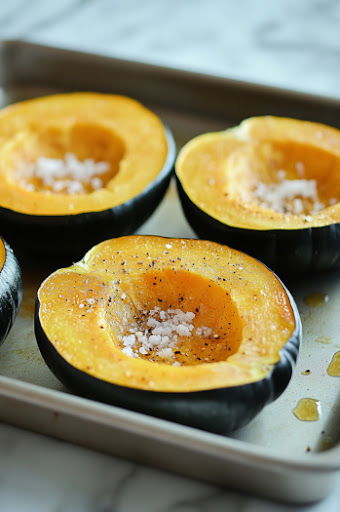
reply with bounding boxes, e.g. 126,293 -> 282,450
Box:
176,116 -> 340,275
0,93 -> 175,261
0,237 -> 22,346
35,235 -> 301,434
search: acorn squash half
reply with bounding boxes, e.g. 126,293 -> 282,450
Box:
176,116 -> 340,274
0,93 -> 175,260
0,237 -> 22,346
35,235 -> 301,434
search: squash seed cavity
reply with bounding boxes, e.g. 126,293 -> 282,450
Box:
120,306 -> 214,365
21,153 -> 110,194
110,268 -> 243,366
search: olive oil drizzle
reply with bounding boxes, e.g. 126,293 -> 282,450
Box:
303,292 -> 329,307
314,335 -> 332,345
293,398 -> 321,421
327,351 -> 340,377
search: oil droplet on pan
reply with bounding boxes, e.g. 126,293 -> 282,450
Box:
304,293 -> 329,307
327,351 -> 340,377
293,398 -> 321,421
315,335 -> 332,345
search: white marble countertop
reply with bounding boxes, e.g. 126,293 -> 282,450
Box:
0,1 -> 340,510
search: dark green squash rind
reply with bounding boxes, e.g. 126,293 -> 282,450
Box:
176,178 -> 340,275
0,238 -> 22,346
34,288 -> 301,435
0,129 -> 175,263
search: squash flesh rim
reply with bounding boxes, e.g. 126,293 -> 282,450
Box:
0,238 -> 6,272
176,117 -> 340,231
0,93 -> 170,216
37,236 -> 299,392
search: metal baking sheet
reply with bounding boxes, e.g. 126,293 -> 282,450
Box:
0,40 -> 339,504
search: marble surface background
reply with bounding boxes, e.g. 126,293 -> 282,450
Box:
0,1 -> 340,511
2,0 -> 340,97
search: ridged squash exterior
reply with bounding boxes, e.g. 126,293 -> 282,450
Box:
35,236 -> 301,434
176,116 -> 340,274
0,238 -> 22,346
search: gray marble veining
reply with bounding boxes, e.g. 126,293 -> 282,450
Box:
0,0 -> 340,97
1,421 -> 340,512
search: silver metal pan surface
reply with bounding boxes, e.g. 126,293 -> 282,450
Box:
0,40 -> 339,504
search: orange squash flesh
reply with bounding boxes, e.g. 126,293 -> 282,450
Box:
0,92 -> 168,215
176,116 -> 340,230
37,236 -> 297,392
0,238 -> 6,271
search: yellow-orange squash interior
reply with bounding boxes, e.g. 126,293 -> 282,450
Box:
176,116 -> 340,230
37,236 -> 298,392
0,92 -> 168,215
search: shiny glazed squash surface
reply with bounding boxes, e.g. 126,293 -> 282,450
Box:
176,116 -> 340,230
36,235 -> 298,393
0,92 -> 169,215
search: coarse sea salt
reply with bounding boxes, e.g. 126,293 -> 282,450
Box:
121,306 -> 213,364
21,153 -> 110,194
253,170 -> 335,215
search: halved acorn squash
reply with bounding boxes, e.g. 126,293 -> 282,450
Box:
176,116 -> 340,274
35,235 -> 301,434
0,93 -> 175,260
0,237 -> 22,346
